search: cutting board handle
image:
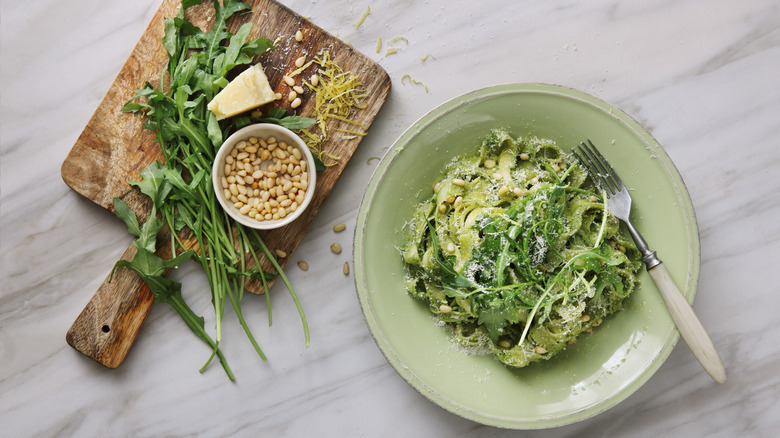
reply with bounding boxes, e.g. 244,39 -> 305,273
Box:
66,242 -> 155,369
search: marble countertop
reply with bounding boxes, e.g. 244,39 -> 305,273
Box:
2,0 -> 779,436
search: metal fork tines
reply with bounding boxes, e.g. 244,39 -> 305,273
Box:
573,140 -> 659,269
573,139 -> 727,384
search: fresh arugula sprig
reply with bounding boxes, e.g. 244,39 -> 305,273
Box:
115,0 -> 312,379
110,163 -> 233,379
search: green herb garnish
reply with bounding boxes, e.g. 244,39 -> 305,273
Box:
116,0 -> 313,379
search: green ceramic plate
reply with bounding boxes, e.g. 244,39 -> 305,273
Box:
354,83 -> 699,429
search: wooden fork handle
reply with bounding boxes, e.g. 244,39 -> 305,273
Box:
648,262 -> 727,384
66,242 -> 156,368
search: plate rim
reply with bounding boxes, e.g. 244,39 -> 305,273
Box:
353,82 -> 700,429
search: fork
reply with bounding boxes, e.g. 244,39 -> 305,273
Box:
574,140 -> 727,384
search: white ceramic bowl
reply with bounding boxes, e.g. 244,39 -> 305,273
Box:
212,123 -> 316,230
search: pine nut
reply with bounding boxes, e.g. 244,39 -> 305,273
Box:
291,97 -> 302,108
310,75 -> 319,86
519,153 -> 530,161
330,243 -> 342,254
343,262 -> 350,275
283,76 -> 295,86
288,90 -> 298,101
294,56 -> 306,67
220,134 -> 309,223
293,85 -> 304,94
439,304 -> 452,313
333,223 -> 346,232
295,30 -> 303,42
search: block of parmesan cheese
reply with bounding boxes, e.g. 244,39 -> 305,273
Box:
207,63 -> 276,120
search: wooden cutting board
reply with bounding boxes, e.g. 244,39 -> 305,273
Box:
62,0 -> 390,369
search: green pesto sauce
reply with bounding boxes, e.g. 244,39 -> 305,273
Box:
401,129 -> 642,368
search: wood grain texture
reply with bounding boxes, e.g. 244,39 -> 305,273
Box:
65,243 -> 156,369
62,0 -> 391,368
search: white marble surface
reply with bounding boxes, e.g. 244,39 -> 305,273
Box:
2,0 -> 779,436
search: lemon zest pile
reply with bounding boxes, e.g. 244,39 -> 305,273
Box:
300,50 -> 368,166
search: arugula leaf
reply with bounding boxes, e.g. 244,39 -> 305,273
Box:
312,155 -> 327,172
113,198 -> 142,238
203,0 -> 251,66
128,161 -> 172,208
181,0 -> 202,10
478,298 -> 520,343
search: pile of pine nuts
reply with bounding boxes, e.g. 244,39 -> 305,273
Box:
220,135 -> 309,222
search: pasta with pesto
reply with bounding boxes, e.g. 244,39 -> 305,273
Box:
400,129 -> 642,367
